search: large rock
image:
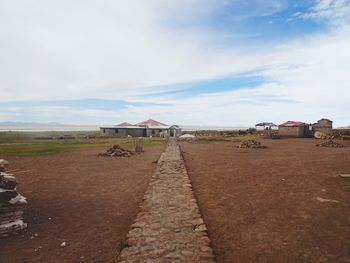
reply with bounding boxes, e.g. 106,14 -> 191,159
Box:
0,160 -> 28,238
0,159 -> 9,172
0,173 -> 17,190
0,190 -> 19,203
0,220 -> 27,238
0,160 -> 9,166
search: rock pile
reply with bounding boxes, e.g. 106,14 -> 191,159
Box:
0,159 -> 27,238
316,140 -> 346,148
237,139 -> 266,149
179,134 -> 196,142
98,145 -> 134,157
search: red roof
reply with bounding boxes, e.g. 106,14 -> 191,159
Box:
136,119 -> 167,127
117,122 -> 134,126
279,121 -> 306,127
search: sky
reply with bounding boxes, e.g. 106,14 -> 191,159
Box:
0,0 -> 349,127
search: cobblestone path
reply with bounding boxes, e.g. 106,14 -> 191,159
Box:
118,138 -> 215,263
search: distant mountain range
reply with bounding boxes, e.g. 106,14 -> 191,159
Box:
0,121 -> 63,126
0,122 -> 99,131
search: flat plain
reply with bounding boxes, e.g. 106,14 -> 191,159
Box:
0,136 -> 165,263
181,138 -> 350,263
1,133 -> 350,263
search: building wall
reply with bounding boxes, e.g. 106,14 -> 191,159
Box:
313,119 -> 332,135
101,127 -> 170,137
100,128 -> 144,137
316,119 -> 332,127
278,126 -> 305,137
146,128 -> 168,137
100,128 -> 118,136
126,129 -> 145,137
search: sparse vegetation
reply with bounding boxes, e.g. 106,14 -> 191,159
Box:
196,134 -> 257,143
0,131 -> 165,156
111,241 -> 130,262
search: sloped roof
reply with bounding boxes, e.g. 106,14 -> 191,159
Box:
117,122 -> 134,126
279,121 -> 306,127
100,125 -> 144,129
136,119 -> 167,127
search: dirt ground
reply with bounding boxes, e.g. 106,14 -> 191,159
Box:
0,145 -> 164,263
181,138 -> 350,263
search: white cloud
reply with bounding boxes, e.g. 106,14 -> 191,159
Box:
123,25 -> 350,127
0,0 -> 284,101
0,1 -> 349,126
298,0 -> 350,23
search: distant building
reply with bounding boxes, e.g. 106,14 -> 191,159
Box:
135,119 -> 170,137
100,122 -> 144,137
100,119 -> 180,137
278,121 -> 310,137
255,122 -> 277,130
169,125 -> 182,137
312,118 -> 333,135
278,118 -> 333,138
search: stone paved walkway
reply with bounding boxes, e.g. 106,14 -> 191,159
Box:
118,138 -> 215,263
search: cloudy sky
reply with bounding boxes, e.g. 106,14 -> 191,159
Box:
0,0 -> 349,127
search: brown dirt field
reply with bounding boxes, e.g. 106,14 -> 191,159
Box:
0,145 -> 164,263
181,138 -> 350,263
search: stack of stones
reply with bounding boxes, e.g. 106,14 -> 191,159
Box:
0,159 -> 27,238
237,139 -> 267,149
316,140 -> 346,148
98,145 -> 134,157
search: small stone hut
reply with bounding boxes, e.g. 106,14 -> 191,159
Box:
278,121 -> 310,137
312,118 -> 333,135
100,119 -> 179,137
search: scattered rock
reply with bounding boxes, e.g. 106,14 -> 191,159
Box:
34,245 -> 42,252
194,224 -> 207,232
316,197 -> 339,203
237,140 -> 266,149
316,140 -> 346,148
60,241 -> 67,247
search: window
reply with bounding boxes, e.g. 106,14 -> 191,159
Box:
115,129 -> 119,133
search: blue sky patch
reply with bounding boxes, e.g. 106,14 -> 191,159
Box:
144,74 -> 266,98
